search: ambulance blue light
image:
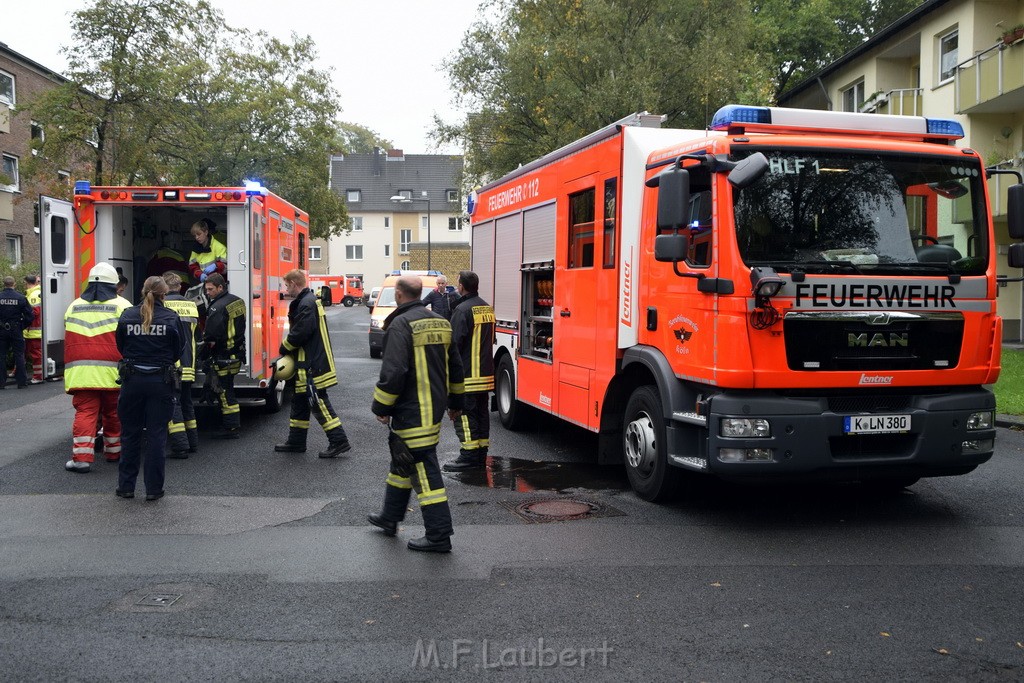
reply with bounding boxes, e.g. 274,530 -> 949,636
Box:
244,180 -> 267,196
74,180 -> 91,195
925,118 -> 964,138
710,105 -> 771,130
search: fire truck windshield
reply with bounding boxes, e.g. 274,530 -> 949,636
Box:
731,148 -> 988,276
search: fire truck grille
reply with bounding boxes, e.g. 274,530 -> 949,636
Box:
784,312 -> 964,371
827,395 -> 912,413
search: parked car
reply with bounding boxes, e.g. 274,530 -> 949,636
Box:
368,271 -> 442,358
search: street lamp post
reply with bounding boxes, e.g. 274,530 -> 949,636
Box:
390,192 -> 431,270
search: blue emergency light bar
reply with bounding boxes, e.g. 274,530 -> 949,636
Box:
710,104 -> 964,140
244,180 -> 268,196
74,180 -> 91,195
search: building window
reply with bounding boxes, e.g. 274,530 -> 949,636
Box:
1,154 -> 19,191
0,70 -> 14,107
400,229 -> 411,254
448,217 -> 462,231
384,244 -> 391,257
345,245 -> 363,260
57,170 -> 70,185
347,189 -> 361,202
397,189 -> 412,200
309,245 -> 322,260
384,217 -> 390,228
401,260 -> 410,270
841,80 -> 865,112
352,216 -> 363,231
446,189 -> 458,202
421,215 -> 428,229
85,125 -> 99,148
5,234 -> 22,265
939,29 -> 958,82
31,121 -> 44,155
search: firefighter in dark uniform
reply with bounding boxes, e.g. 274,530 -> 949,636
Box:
202,273 -> 246,438
368,276 -> 465,552
163,271 -> 200,457
443,270 -> 496,471
275,269 -> 352,458
115,276 -> 183,501
0,275 -> 33,389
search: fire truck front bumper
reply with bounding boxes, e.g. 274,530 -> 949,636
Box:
675,387 -> 997,482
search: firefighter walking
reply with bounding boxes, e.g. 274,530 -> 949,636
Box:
23,274 -> 44,383
275,269 -> 351,458
63,263 -> 132,472
201,273 -> 245,438
115,276 -> 183,501
368,276 -> 464,553
162,272 -> 200,457
443,270 -> 496,472
0,275 -> 33,390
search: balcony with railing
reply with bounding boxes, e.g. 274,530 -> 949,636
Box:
859,88 -> 923,116
955,39 -> 1024,113
987,158 -> 1023,218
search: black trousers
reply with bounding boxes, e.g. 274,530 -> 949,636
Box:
379,445 -> 453,540
117,373 -> 174,495
285,383 -> 348,446
214,360 -> 240,430
453,391 -> 490,457
0,331 -> 26,388
168,381 -> 198,453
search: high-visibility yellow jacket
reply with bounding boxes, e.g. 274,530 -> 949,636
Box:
24,285 -> 42,340
63,285 -> 131,392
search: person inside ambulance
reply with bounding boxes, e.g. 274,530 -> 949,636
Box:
188,218 -> 227,285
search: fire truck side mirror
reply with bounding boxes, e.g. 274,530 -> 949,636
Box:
654,233 -> 690,262
1009,243 -> 1024,269
656,166 -> 690,230
1007,183 -> 1024,240
727,152 -> 769,190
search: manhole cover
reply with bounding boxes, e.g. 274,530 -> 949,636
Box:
501,496 -> 625,523
135,593 -> 182,607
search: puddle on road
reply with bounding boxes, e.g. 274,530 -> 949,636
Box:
447,456 -> 630,493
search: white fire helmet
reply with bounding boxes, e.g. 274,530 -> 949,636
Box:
272,355 -> 296,382
88,262 -> 119,285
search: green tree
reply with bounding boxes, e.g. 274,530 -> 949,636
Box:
437,0 -> 755,183
333,122 -> 392,154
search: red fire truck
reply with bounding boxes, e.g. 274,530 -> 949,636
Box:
39,181 -> 309,412
469,105 -> 1024,501
308,273 -> 363,307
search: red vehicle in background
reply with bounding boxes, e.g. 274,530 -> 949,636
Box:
308,274 -> 363,307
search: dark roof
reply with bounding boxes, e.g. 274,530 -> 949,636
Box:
0,42 -> 70,84
330,149 -> 464,212
778,0 -> 952,104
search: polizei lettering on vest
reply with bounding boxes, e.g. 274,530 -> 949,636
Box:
126,324 -> 168,336
794,283 -> 956,308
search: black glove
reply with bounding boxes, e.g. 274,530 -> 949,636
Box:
388,428 -> 418,488
279,343 -> 289,356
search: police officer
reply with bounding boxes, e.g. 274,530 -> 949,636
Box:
115,276 -> 183,501
275,269 -> 351,458
202,273 -> 246,438
0,275 -> 33,390
443,270 -> 496,472
368,276 -> 465,552
162,271 -> 200,457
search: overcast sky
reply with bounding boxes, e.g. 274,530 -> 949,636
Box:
2,0 -> 483,153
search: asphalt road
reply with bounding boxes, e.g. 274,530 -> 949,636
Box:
1,304 -> 1023,681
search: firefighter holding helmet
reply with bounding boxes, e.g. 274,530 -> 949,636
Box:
63,262 -> 132,472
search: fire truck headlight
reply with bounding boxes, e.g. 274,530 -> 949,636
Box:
966,411 -> 993,430
720,418 -> 771,438
961,438 -> 994,452
718,448 -> 774,463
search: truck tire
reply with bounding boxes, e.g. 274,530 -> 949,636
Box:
343,296 -> 354,307
623,385 -> 681,502
496,355 -> 529,430
264,380 -> 285,414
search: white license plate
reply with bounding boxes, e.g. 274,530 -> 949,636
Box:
843,414 -> 910,434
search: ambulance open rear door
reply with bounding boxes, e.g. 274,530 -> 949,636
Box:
39,195 -> 75,378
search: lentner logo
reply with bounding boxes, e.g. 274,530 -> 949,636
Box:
859,374 -> 894,385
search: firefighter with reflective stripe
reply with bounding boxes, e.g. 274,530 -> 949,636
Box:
63,262 -> 132,472
443,270 -> 496,472
115,276 -> 183,501
0,275 -> 33,389
202,273 -> 245,438
162,271 -> 200,457
275,269 -> 351,458
368,276 -> 465,552
188,219 -> 228,284
23,274 -> 43,383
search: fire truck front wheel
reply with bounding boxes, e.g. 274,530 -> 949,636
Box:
343,297 -> 354,307
623,386 -> 681,502
496,355 -> 528,430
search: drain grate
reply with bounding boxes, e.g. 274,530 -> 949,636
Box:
501,496 -> 625,523
135,593 -> 183,607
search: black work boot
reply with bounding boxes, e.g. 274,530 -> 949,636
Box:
442,451 -> 484,472
318,439 -> 351,459
407,536 -> 452,553
367,513 -> 398,536
214,428 -> 240,440
274,442 -> 306,453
